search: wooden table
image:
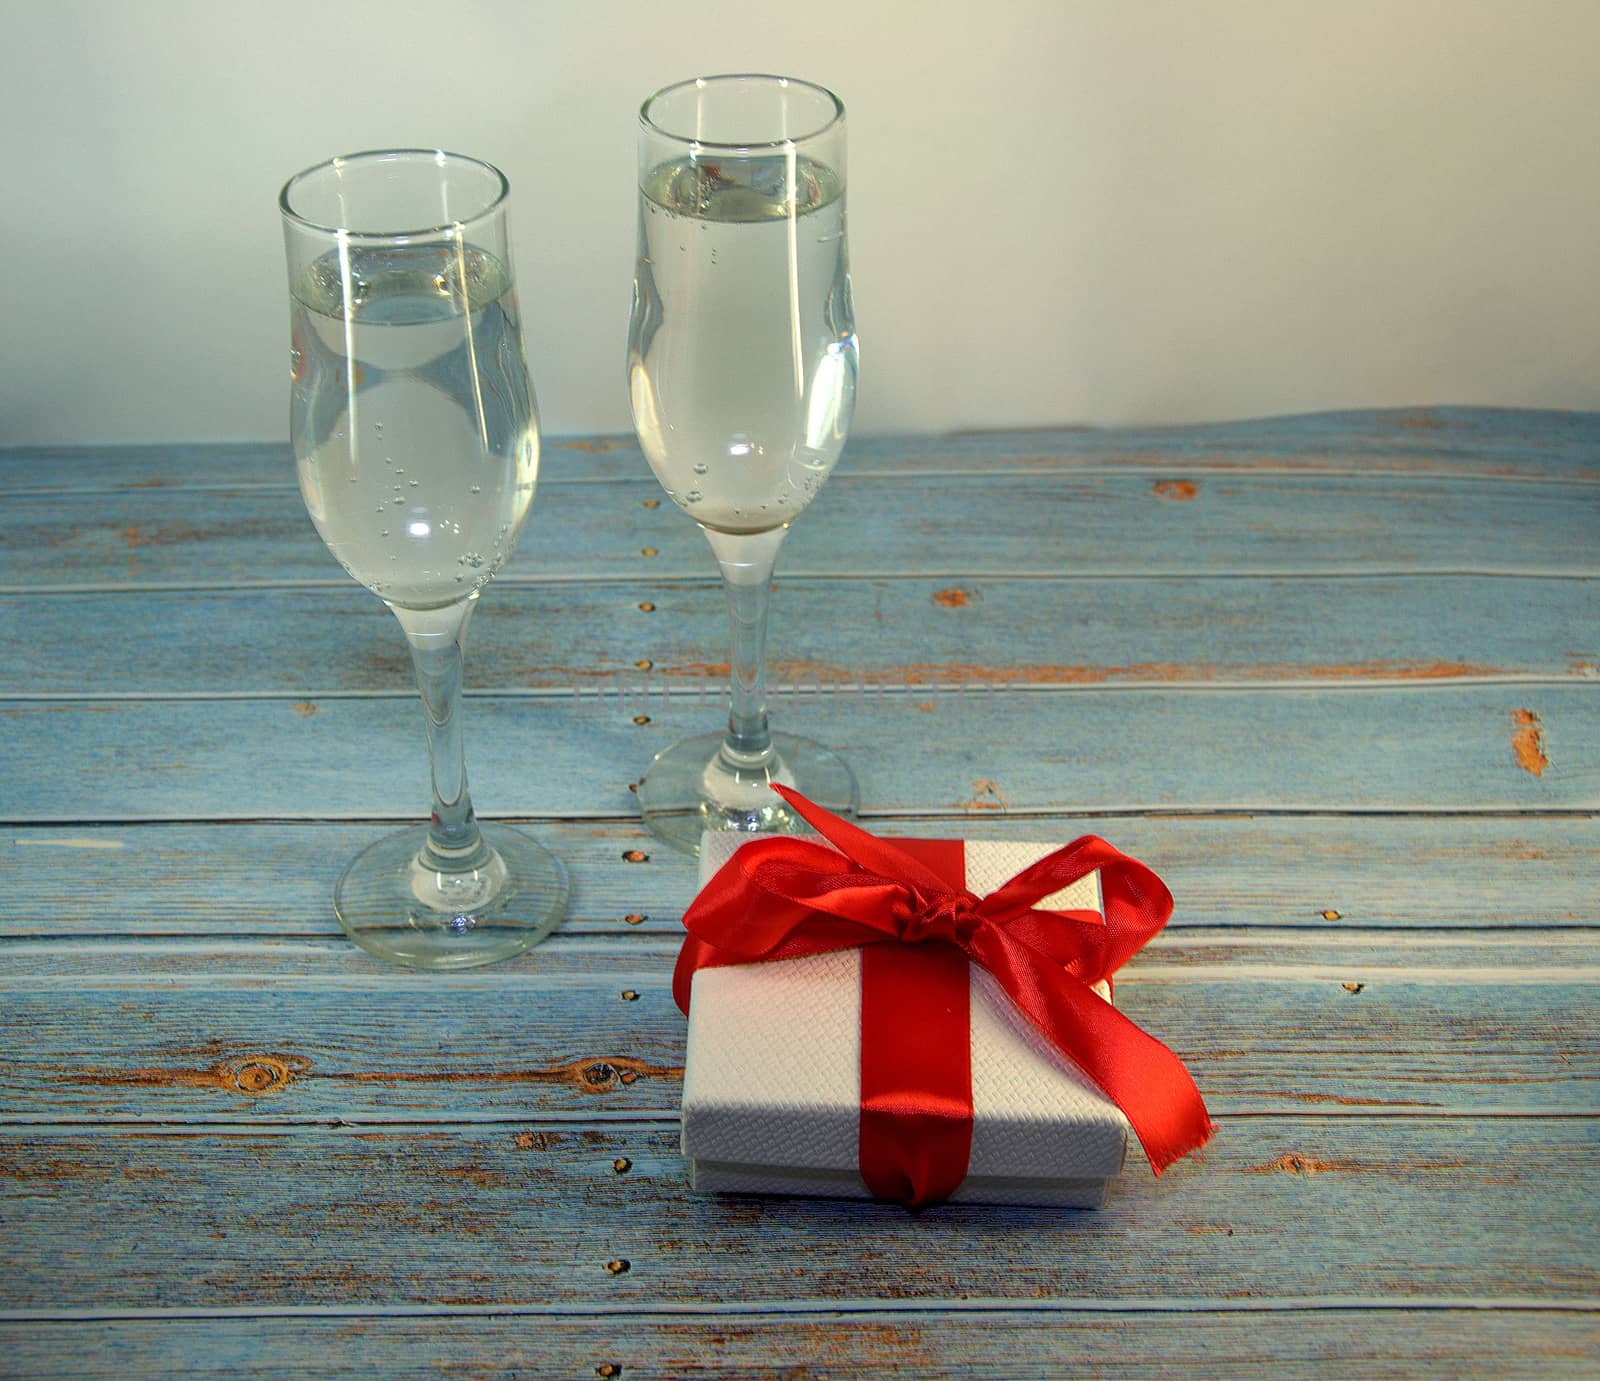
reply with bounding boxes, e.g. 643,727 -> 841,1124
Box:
1,408 -> 1596,1377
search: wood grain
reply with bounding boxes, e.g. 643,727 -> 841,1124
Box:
4,408 -> 1596,493
6,470 -> 1598,593
2,936 -> 1594,1122
4,815 -> 1594,941
1,1118 -> 1595,1309
3,683 -> 1594,822
5,575 -> 1595,696
2,1308 -> 1596,1379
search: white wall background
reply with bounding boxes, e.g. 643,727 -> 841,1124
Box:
2,0 -> 1596,444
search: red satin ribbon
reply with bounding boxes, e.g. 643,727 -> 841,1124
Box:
674,786 -> 1215,1206
857,838 -> 972,1205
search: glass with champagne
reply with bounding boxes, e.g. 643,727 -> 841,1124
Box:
627,75 -> 860,853
281,148 -> 568,966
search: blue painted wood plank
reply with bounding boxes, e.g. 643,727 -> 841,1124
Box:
3,816 -> 1592,941
12,931 -> 1597,976
1,684 -> 1593,822
2,1308 -> 1595,1379
3,409 -> 1595,494
5,470 -> 1597,593
0,1118 -> 1594,1307
5,575 -> 1594,696
1,936 -> 1593,1121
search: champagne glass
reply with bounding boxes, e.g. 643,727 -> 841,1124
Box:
280,149 -> 568,967
627,75 -> 860,854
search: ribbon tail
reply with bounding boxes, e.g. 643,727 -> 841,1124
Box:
974,932 -> 1215,1173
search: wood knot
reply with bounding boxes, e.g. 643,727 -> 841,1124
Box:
597,1364 -> 624,1378
622,913 -> 646,926
642,498 -> 660,509
215,1053 -> 309,1096
1254,1151 -> 1339,1176
931,586 -> 974,608
637,601 -> 656,613
640,547 -> 658,557
622,849 -> 649,863
1152,479 -> 1198,500
605,1259 -> 631,1274
632,715 -> 651,725
620,990 -> 640,1002
613,1158 -> 632,1174
562,1055 -> 679,1095
1342,981 -> 1365,994
1320,909 -> 1342,921
514,1130 -> 563,1152
634,659 -> 654,671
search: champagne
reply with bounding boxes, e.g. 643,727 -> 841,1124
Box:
290,243 -> 538,609
627,153 -> 857,535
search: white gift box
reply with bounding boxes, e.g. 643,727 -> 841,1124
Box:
680,833 -> 1132,1207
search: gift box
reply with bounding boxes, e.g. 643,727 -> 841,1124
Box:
675,793 -> 1211,1209
682,833 -> 1130,1207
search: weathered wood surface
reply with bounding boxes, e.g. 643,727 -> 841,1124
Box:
0,412 -> 1595,1377
2,1310 -> 1596,1381
4,683 -> 1594,821
3,816 -> 1593,939
6,575 -> 1596,695
7,471 -> 1600,593
5,408 -> 1597,492
2,1119 -> 1597,1307
2,937 -> 1595,1122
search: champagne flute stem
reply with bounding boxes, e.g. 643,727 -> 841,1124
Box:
703,526 -> 788,761
394,600 -> 485,865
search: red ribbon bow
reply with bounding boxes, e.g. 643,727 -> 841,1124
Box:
674,786 -> 1215,1207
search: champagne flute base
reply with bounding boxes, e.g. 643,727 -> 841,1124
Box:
636,730 -> 858,856
332,822 -> 569,969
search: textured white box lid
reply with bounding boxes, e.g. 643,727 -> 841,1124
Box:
681,833 -> 1130,1184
